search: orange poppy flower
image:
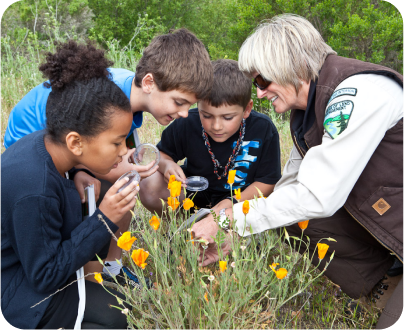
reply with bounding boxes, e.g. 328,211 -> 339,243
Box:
117,231 -> 137,251
275,268 -> 288,279
169,180 -> 182,198
242,200 -> 250,215
317,243 -> 329,260
228,170 -> 237,184
94,272 -> 103,284
167,197 -> 180,210
298,220 -> 309,230
131,248 -> 149,269
167,174 -> 176,189
149,215 -> 161,231
219,260 -> 227,273
234,188 -> 241,200
183,198 -> 194,211
269,262 -> 288,279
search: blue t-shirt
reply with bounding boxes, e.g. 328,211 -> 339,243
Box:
4,68 -> 143,149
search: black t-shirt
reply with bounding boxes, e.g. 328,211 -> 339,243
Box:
157,109 -> 281,194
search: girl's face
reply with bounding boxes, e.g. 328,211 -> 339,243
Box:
80,110 -> 133,175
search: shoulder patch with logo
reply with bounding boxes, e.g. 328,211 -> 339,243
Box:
327,88 -> 357,105
323,100 -> 354,139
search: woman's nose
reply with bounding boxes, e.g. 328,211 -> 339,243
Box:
256,88 -> 266,99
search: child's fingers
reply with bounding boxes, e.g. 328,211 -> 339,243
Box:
136,160 -> 156,172
108,176 -> 130,195
77,184 -> 86,203
139,164 -> 159,179
126,148 -> 137,164
116,180 -> 139,200
119,191 -> 138,212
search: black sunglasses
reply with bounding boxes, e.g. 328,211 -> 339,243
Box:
253,74 -> 272,90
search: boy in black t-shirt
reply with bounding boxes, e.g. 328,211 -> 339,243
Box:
140,59 -> 281,214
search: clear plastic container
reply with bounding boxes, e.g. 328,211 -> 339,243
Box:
133,143 -> 160,169
116,170 -> 140,193
185,176 -> 209,192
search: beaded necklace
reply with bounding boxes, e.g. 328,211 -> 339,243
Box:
202,119 -> 246,180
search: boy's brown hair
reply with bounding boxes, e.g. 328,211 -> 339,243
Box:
134,28 -> 213,100
202,59 -> 252,109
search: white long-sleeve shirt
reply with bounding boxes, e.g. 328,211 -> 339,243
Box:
233,73 -> 403,236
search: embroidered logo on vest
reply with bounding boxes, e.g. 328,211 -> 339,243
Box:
323,100 -> 354,139
327,87 -> 357,105
372,198 -> 391,215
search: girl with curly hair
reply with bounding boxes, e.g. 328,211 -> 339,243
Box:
1,42 -> 137,329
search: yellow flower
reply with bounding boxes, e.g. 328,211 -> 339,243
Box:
167,174 -> 176,189
117,231 -> 137,251
169,180 -> 182,198
149,215 -> 161,231
167,197 -> 180,210
94,272 -> 103,284
298,220 -> 309,230
131,248 -> 149,269
204,292 -> 209,302
242,200 -> 250,215
317,243 -> 330,260
228,170 -> 236,184
269,262 -> 288,279
183,198 -> 194,211
269,262 -> 279,272
234,188 -> 241,200
275,268 -> 288,279
219,260 -> 227,273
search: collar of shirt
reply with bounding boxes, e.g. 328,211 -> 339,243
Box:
291,79 -> 317,153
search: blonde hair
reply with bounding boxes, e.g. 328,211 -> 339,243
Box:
238,14 -> 336,93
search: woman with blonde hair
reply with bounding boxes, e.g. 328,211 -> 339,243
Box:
192,14 -> 403,328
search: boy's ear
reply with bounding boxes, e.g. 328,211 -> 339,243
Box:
243,99 -> 253,119
66,132 -> 83,156
142,73 -> 155,93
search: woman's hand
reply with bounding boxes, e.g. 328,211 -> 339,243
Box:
191,208 -> 235,266
197,233 -> 232,266
73,171 -> 101,203
98,177 -> 139,224
211,198 -> 233,216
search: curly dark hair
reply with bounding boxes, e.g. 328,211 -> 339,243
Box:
40,40 -> 113,91
40,40 -> 131,143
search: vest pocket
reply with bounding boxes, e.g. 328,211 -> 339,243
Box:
359,186 -> 402,245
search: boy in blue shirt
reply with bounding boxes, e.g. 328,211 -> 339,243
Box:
3,33 -> 213,283
141,59 -> 281,214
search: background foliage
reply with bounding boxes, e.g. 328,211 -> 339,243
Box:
1,0 -> 402,127
2,0 -> 402,70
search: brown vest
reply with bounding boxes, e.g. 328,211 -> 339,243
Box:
290,55 -> 403,261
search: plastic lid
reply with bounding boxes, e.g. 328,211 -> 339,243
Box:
134,143 -> 160,169
116,170 -> 140,193
185,176 -> 209,191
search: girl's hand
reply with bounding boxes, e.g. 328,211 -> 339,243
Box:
73,171 -> 101,203
98,177 -> 139,224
